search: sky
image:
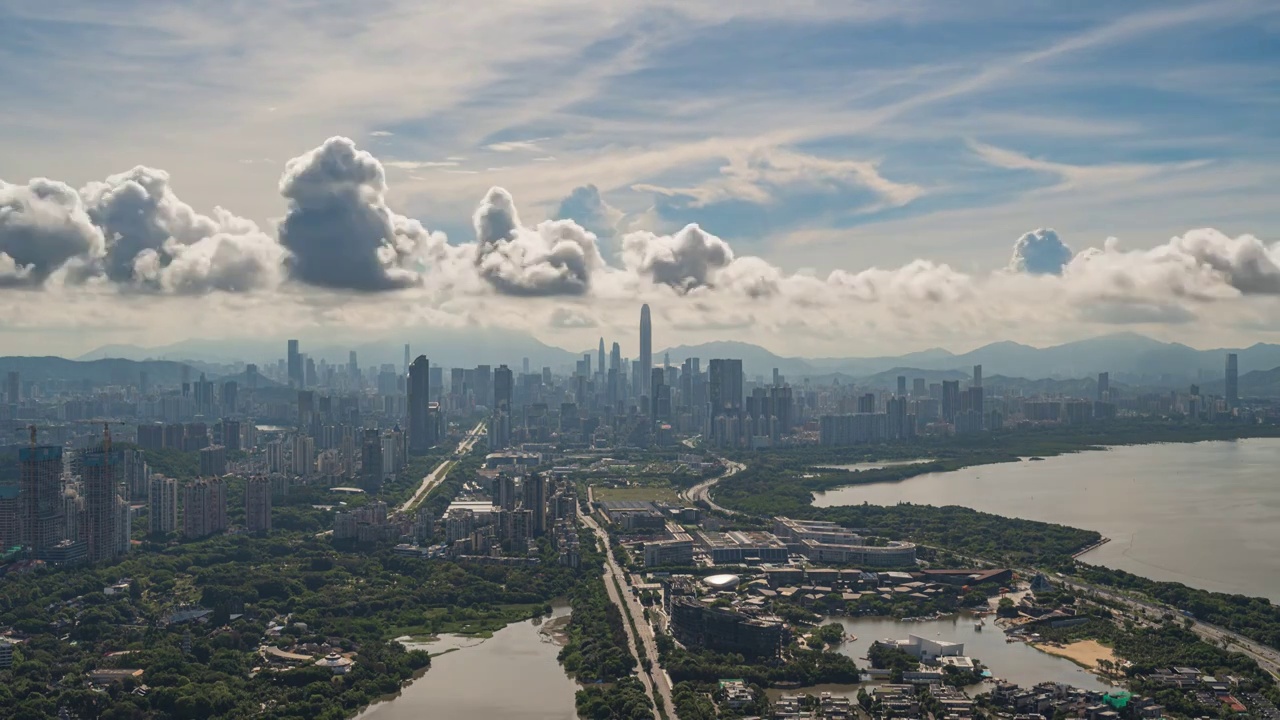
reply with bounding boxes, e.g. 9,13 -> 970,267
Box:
2,0 -> 1279,359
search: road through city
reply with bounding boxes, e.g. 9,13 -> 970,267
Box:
398,421 -> 485,514
682,458 -> 745,516
581,509 -> 675,719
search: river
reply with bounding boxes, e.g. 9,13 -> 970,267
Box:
357,603 -> 579,720
814,439 -> 1280,602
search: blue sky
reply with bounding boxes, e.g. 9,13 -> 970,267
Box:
3,2 -> 1276,263
2,1 -> 1280,355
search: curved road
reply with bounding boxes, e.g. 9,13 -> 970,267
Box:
398,421 -> 485,514
682,458 -> 745,516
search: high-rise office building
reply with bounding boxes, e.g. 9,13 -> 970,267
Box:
523,474 -> 547,536
972,364 -> 983,388
652,367 -> 670,422
19,442 -> 63,558
476,365 -> 493,408
404,344 -> 411,374
348,351 -> 359,384
246,477 -> 272,533
82,441 -> 125,563
912,378 -> 927,398
287,339 -> 302,387
361,429 -> 383,492
494,365 -> 513,412
149,476 -> 178,534
598,338 -> 606,381
221,381 -> 238,415
639,304 -> 652,399
1226,353 -> 1239,408
708,359 -> 744,413
941,380 -> 961,423
896,376 -> 907,397
1097,372 -> 1110,402
408,356 -> 431,453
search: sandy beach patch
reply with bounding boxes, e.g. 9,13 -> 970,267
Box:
1032,639 -> 1118,670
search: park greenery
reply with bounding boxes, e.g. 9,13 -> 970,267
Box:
574,677 -> 654,720
1074,564 -> 1280,656
713,452 -> 1101,567
558,554 -> 636,683
0,516 -> 584,720
657,632 -> 860,688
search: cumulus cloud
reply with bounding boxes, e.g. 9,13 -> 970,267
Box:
548,306 -> 598,328
80,166 -> 285,293
1009,228 -> 1073,275
554,184 -> 623,240
622,224 -> 734,292
1064,229 -> 1280,301
472,187 -> 604,296
0,178 -> 105,287
279,136 -> 449,291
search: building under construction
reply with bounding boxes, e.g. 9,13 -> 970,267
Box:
81,436 -> 125,564
20,429 -> 64,560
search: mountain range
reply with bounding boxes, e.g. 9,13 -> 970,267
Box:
50,330 -> 1275,388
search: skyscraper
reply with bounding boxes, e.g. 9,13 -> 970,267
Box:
972,364 -> 983,388
941,380 -> 960,423
896,376 -> 907,397
494,365 -> 513,412
149,476 -> 178,535
183,478 -> 227,539
709,359 -> 744,414
1097,372 -> 1110,402
19,441 -> 63,558
639,304 -> 652,400
361,429 -> 383,492
408,355 -> 431,453
287,339 -> 302,387
82,439 -> 125,563
404,344 -> 411,374
6,371 -> 18,405
1225,353 -> 1239,408
246,477 -> 272,533
598,338 -> 606,381
348,351 -> 359,383
222,381 -> 238,415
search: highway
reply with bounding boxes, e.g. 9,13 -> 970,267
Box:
397,421 -> 486,514
581,509 -> 676,719
681,458 -> 745,516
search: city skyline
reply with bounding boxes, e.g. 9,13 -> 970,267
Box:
2,4 -> 1280,357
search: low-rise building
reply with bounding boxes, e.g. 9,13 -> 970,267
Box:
695,529 -> 789,564
773,517 -> 916,566
669,596 -> 790,658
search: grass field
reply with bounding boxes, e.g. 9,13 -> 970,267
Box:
594,483 -> 683,504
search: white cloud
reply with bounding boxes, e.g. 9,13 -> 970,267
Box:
634,146 -> 924,209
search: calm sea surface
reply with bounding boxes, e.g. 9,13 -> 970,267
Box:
815,439 -> 1280,602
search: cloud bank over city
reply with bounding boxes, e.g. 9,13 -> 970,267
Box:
4,135 -> 1280,356
1,1 -> 1278,356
